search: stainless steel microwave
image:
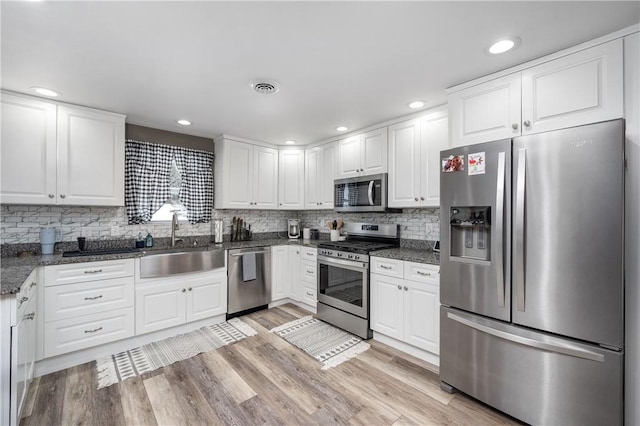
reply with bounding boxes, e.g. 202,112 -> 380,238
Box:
334,173 -> 396,213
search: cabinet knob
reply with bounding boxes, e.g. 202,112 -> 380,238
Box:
188,287 -> 192,291
182,288 -> 186,293
404,286 -> 408,291
512,123 -> 519,130
420,197 -> 425,201
523,120 -> 531,128
48,194 -> 55,198
30,281 -> 37,288
60,194 -> 66,199
397,285 -> 402,290
360,168 -> 364,172
415,197 -> 419,202
24,312 -> 35,321
279,203 -> 282,206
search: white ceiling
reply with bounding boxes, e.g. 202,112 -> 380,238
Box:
2,1 -> 639,145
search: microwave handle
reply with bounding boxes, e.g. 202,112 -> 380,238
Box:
368,180 -> 374,205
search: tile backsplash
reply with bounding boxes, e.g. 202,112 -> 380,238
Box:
0,205 -> 440,245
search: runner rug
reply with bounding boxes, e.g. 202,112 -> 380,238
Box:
95,318 -> 256,389
270,315 -> 370,370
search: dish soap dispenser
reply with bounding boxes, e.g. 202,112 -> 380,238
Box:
145,232 -> 153,248
135,233 -> 145,248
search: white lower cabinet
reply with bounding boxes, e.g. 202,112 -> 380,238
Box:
42,259 -> 135,358
299,247 -> 317,308
370,258 -> 440,355
135,269 -> 227,335
271,245 -> 290,301
271,245 -> 317,309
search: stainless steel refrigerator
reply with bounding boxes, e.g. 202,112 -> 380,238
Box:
439,119 -> 624,425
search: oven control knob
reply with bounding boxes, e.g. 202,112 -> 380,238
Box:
354,255 -> 360,260
337,253 -> 342,257
347,254 -> 353,259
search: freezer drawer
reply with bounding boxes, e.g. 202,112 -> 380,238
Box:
440,307 -> 623,426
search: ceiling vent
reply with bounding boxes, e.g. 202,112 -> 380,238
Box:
250,79 -> 280,95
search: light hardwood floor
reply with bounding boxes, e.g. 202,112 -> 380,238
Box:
21,304 -> 521,425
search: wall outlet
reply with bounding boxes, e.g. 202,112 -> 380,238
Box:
110,225 -> 120,236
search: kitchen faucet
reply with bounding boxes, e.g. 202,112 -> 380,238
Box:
171,212 -> 183,247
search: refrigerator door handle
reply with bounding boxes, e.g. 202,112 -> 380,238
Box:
515,148 -> 526,312
495,152 -> 506,307
447,312 -> 605,362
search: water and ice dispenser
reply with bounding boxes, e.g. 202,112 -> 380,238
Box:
449,206 -> 491,261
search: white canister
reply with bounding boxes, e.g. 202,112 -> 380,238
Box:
330,230 -> 340,241
39,228 -> 56,255
303,228 -> 311,240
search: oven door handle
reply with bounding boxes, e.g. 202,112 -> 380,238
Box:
317,255 -> 369,271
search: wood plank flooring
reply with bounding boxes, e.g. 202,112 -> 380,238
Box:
21,304 -> 521,426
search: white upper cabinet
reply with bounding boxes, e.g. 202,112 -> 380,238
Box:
448,39 -> 623,146
278,149 -> 305,209
388,107 -> 448,208
448,74 -> 521,147
337,128 -> 387,178
521,39 -> 623,135
305,141 -> 337,209
1,93 -> 125,205
214,138 -> 278,209
56,105 -> 125,206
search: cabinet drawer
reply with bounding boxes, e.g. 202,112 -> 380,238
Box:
301,286 -> 317,307
44,259 -> 134,287
300,247 -> 317,262
371,257 -> 404,278
301,261 -> 317,283
44,277 -> 134,322
44,307 -> 134,357
404,262 -> 439,284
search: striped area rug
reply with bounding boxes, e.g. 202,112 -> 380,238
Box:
270,315 -> 370,370
96,318 -> 256,389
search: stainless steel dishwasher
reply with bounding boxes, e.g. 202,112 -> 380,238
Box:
227,247 -> 272,319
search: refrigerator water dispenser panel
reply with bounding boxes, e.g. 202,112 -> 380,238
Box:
450,206 -> 491,261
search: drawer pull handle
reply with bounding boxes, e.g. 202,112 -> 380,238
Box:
307,269 -> 314,274
84,295 -> 103,300
306,252 -> 314,256
24,312 -> 35,321
18,296 -> 29,308
416,271 -> 432,276
380,265 -> 392,270
84,269 -> 103,274
84,327 -> 103,334
306,291 -> 314,296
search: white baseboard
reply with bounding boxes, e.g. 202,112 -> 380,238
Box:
34,314 -> 227,377
372,332 -> 440,367
269,298 -> 317,314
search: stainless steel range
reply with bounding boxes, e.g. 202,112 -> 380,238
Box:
316,222 -> 399,339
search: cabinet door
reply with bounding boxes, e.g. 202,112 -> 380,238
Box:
319,142 -> 338,208
448,73 -> 521,147
135,281 -> 186,335
304,147 -> 321,208
56,105 -> 125,206
421,108 -> 449,206
287,247 -> 301,302
388,118 -> 422,208
522,39 -> 623,135
253,146 -> 278,209
361,128 -> 387,175
370,274 -> 404,340
271,246 -> 289,301
1,94 -> 57,204
404,281 -> 440,354
337,135 -> 362,178
186,272 -> 227,322
278,149 -> 304,209
221,140 -> 253,208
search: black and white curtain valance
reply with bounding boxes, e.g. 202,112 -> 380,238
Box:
125,139 -> 214,224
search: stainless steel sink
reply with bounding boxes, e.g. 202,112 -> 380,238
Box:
139,247 -> 225,278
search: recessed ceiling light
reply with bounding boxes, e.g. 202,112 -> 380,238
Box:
336,126 -> 348,132
487,36 -> 521,55
30,86 -> 60,97
285,140 -> 296,145
408,101 -> 425,109
177,120 -> 191,126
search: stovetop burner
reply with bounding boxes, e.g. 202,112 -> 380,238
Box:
317,240 -> 397,254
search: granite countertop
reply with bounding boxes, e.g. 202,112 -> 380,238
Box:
1,238 -> 324,295
371,248 -> 440,266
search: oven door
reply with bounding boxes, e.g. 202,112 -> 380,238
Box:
317,255 -> 369,319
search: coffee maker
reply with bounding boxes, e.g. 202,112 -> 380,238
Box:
288,219 -> 300,239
